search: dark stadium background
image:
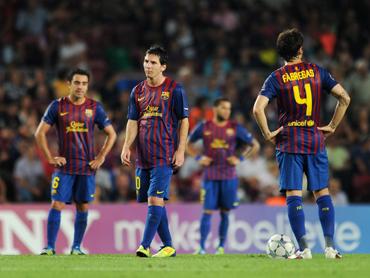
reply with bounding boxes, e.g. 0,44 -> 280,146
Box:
0,0 -> 369,205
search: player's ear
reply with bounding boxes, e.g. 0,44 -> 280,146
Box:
161,64 -> 167,72
298,47 -> 303,56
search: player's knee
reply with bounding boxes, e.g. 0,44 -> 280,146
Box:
203,210 -> 214,214
148,196 -> 164,206
313,188 -> 330,199
51,201 -> 65,211
76,202 -> 89,212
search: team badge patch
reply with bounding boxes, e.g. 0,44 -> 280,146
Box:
85,109 -> 93,118
161,91 -> 170,100
226,128 -> 235,136
204,130 -> 212,136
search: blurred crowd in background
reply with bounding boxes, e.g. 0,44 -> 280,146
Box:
0,0 -> 369,204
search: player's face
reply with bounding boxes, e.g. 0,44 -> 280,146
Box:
143,54 -> 166,80
215,101 -> 231,122
69,74 -> 89,99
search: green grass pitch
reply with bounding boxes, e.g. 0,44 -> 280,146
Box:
0,254 -> 369,278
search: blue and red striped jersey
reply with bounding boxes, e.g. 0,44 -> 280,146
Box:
128,77 -> 189,169
260,62 -> 338,154
189,120 -> 253,180
42,97 -> 112,175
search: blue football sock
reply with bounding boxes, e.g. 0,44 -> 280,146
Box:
316,195 -> 335,247
219,212 -> 229,247
141,206 -> 163,249
200,213 -> 212,250
72,211 -> 88,249
47,208 -> 61,249
157,206 -> 172,247
287,196 -> 307,251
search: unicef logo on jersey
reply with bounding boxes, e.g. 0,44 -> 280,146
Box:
287,120 -> 315,127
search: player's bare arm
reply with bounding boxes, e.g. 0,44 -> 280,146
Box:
242,138 -> 260,159
253,95 -> 283,144
186,137 -> 213,167
121,119 -> 138,166
89,125 -> 117,170
172,117 -> 189,168
34,121 -> 66,167
318,84 -> 351,138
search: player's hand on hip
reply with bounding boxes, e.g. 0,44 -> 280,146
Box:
265,126 -> 283,145
172,150 -> 185,168
317,125 -> 335,139
199,156 -> 213,167
121,147 -> 131,167
227,156 -> 240,166
89,155 -> 105,170
49,157 -> 67,167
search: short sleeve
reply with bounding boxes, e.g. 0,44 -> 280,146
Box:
95,102 -> 112,130
318,66 -> 338,92
260,73 -> 279,100
188,122 -> 204,143
173,84 -> 189,119
127,87 -> 139,120
236,124 -> 253,144
42,100 -> 58,125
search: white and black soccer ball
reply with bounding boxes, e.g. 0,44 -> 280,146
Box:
266,234 -> 296,259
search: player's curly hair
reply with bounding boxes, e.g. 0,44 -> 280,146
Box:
146,45 -> 168,65
276,28 -> 304,62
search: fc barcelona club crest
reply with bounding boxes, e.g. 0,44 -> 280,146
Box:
85,109 -> 93,118
161,91 -> 170,100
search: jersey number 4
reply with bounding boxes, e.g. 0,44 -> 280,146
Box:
293,84 -> 312,116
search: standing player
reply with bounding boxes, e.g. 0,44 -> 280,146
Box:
35,69 -> 117,255
121,45 -> 189,258
253,29 -> 350,259
187,98 -> 260,255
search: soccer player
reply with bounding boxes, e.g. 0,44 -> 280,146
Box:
35,69 -> 117,255
121,45 -> 189,258
187,98 -> 260,255
253,29 -> 350,259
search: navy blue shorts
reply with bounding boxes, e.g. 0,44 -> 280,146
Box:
135,166 -> 173,203
276,150 -> 329,192
50,172 -> 95,204
201,179 -> 239,210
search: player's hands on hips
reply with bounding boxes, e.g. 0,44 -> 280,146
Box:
121,146 -> 131,166
49,157 -> 67,167
89,155 -> 105,170
172,150 -> 185,169
317,125 -> 335,139
198,156 -> 213,167
227,156 -> 240,166
265,126 -> 283,145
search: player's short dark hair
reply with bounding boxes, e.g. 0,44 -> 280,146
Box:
67,68 -> 90,82
213,97 -> 231,107
146,45 -> 168,65
276,28 -> 304,62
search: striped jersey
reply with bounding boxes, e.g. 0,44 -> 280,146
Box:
42,97 -> 111,175
189,120 -> 253,180
127,77 -> 189,169
260,62 -> 338,154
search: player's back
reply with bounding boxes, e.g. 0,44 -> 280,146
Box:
261,61 -> 337,154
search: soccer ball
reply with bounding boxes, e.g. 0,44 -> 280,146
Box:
266,234 -> 296,259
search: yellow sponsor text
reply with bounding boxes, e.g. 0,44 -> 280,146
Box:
143,105 -> 162,117
210,138 -> 229,149
287,120 -> 315,127
66,121 -> 88,133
